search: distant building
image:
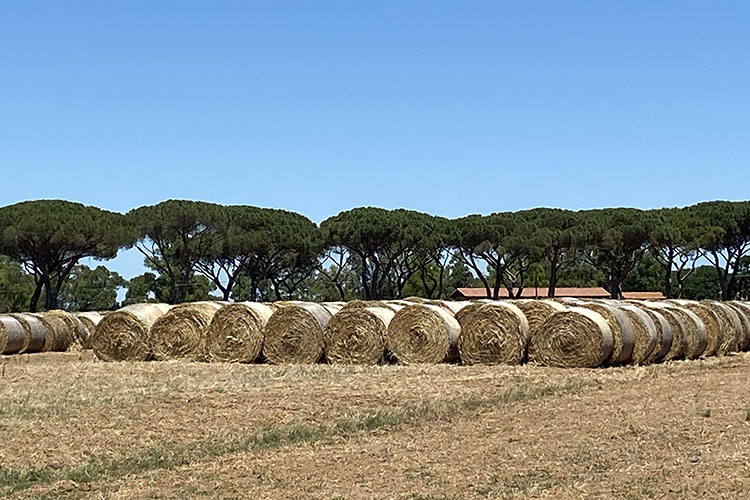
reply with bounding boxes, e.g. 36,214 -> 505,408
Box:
450,287 -> 665,300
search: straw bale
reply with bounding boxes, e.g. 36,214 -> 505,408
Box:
702,301 -> 741,354
0,315 -> 26,354
150,302 -> 224,361
264,302 -> 336,364
513,300 -> 566,362
624,303 -> 672,363
205,302 -> 276,363
91,303 -> 172,361
457,301 -> 529,365
666,300 -> 720,356
324,305 -> 398,365
531,307 -> 613,368
577,302 -> 634,365
75,312 -> 104,349
33,313 -> 75,352
386,303 -> 461,364
726,301 -> 750,351
616,303 -> 658,364
9,313 -> 46,353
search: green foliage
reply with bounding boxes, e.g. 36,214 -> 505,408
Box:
59,265 -> 127,311
622,251 -> 663,292
128,200 -> 226,304
124,271 -> 218,305
0,200 -> 134,311
0,256 -> 35,313
680,265 -> 721,300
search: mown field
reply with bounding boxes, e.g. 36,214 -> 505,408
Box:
0,352 -> 749,499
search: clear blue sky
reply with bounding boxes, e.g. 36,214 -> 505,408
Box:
1,1 -> 749,279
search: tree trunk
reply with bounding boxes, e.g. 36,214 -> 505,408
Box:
663,248 -> 674,299
29,279 -> 44,313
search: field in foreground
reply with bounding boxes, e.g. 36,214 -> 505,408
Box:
0,353 -> 749,499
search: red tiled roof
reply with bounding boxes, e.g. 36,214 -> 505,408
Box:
452,287 -> 610,299
621,291 -> 666,300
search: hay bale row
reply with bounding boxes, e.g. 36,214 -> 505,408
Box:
32,298 -> 744,367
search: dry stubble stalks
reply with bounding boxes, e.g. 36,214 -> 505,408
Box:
150,302 -> 225,361
577,302 -> 634,365
386,303 -> 461,364
456,301 -> 529,365
0,315 -> 27,354
264,302 -> 343,364
91,303 -> 172,361
323,302 -> 401,365
531,306 -> 613,368
8,313 -> 46,354
205,302 -> 277,363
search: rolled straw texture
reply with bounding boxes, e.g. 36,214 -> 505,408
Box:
616,303 -> 658,364
386,303 -> 460,364
9,313 -> 46,353
513,300 -> 566,362
667,307 -> 707,359
324,305 -> 399,364
726,302 -> 750,351
531,306 -> 613,368
640,303 -> 687,361
667,300 -> 720,356
578,302 -> 634,365
625,303 -> 672,363
91,303 -> 172,361
263,302 -> 336,364
150,302 -> 224,361
75,312 -> 104,349
34,313 -> 75,352
0,315 -> 26,354
703,301 -> 741,354
457,301 -> 529,365
205,302 -> 276,363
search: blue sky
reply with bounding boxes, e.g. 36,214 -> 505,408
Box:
1,1 -> 749,280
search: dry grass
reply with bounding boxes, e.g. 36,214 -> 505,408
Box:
0,352 -> 748,499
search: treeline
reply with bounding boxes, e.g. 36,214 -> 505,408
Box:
0,199 -> 749,312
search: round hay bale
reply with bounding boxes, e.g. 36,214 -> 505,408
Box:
666,307 -> 707,359
616,303 -> 658,364
577,302 -> 634,365
9,313 -> 46,354
264,302 -> 336,364
639,302 -> 687,361
401,296 -> 429,304
33,313 -> 75,352
75,312 -> 104,349
457,301 -> 529,365
150,302 -> 224,361
46,310 -> 84,351
91,303 -> 172,361
666,300 -> 720,356
324,305 -> 400,365
726,301 -> 750,351
702,301 -> 741,354
386,303 -> 460,364
531,307 -> 613,368
205,302 -> 276,363
513,300 -> 566,362
0,315 -> 27,354
625,304 -> 672,363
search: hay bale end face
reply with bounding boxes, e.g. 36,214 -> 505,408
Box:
625,303 -> 672,363
668,307 -> 707,359
386,303 -> 460,364
704,301 -> 741,354
263,302 -> 335,364
457,301 -> 529,365
33,313 -> 76,352
75,312 -> 104,349
0,316 -> 27,355
667,300 -> 718,357
91,303 -> 172,361
324,305 -> 397,365
513,300 -> 566,362
205,302 -> 276,363
726,302 -> 750,351
531,307 -> 613,368
150,302 -> 224,361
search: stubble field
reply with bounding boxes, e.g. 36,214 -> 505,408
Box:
0,352 -> 749,499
